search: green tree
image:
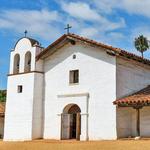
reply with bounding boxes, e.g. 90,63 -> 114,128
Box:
134,35 -> 149,58
0,90 -> 6,102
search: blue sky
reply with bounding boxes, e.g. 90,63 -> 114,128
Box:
1,0 -> 150,89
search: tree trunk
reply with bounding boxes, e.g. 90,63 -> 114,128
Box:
141,52 -> 144,58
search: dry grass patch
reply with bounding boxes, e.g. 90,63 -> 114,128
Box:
0,139 -> 150,150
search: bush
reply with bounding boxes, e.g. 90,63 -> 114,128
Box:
0,90 -> 6,102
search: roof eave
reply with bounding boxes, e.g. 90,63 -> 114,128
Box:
36,33 -> 150,67
36,34 -> 67,60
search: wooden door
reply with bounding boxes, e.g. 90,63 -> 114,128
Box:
76,113 -> 81,140
70,114 -> 76,139
61,114 -> 72,140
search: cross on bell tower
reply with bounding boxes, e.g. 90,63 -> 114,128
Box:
64,24 -> 72,34
24,30 -> 28,37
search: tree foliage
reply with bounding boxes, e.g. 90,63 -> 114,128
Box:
134,35 -> 149,58
0,90 -> 6,102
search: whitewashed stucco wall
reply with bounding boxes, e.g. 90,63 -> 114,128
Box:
116,57 -> 150,99
10,38 -> 35,74
4,38 -> 43,141
4,72 -> 43,141
9,38 -> 43,74
32,73 -> 44,139
43,42 -> 117,140
116,107 -> 133,138
4,74 -> 35,141
116,58 -> 150,138
117,106 -> 150,138
140,107 -> 150,137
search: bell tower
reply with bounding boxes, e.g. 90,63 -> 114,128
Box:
4,37 -> 44,141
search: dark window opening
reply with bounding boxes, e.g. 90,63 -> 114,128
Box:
18,85 -> 23,93
69,70 -> 79,84
24,51 -> 31,72
13,54 -> 20,74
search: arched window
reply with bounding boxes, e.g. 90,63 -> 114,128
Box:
13,54 -> 20,74
24,51 -> 31,72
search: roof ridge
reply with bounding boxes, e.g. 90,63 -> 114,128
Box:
68,33 -> 121,51
36,33 -> 150,66
68,33 -> 150,61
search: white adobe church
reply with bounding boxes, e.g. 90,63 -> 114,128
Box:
4,33 -> 150,141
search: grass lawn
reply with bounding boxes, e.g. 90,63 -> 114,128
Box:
1,139 -> 150,150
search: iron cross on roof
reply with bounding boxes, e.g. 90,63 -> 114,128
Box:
24,30 -> 28,37
64,24 -> 72,34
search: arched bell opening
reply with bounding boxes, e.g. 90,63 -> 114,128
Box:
24,51 -> 31,72
61,104 -> 81,140
13,54 -> 20,74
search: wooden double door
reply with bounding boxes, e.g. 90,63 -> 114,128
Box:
61,113 -> 81,140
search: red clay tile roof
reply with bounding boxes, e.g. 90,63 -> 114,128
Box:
0,102 -> 5,116
113,85 -> 150,106
36,33 -> 150,66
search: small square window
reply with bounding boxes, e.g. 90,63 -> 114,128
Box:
69,70 -> 79,84
17,85 -> 23,93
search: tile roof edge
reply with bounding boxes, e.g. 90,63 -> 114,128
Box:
113,85 -> 150,105
36,33 -> 150,66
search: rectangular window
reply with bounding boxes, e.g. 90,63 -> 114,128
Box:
69,70 -> 79,84
17,85 -> 23,93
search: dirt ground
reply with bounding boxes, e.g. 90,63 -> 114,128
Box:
1,139 -> 150,150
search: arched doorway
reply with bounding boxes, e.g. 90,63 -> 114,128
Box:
61,104 -> 81,140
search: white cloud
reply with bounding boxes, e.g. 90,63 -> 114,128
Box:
108,32 -> 125,40
80,27 -> 99,37
131,26 -> 150,41
60,1 -> 125,28
60,1 -> 126,36
92,0 -> 150,18
0,1 -> 126,47
0,9 -> 62,40
104,18 -> 126,31
92,0 -> 118,14
61,2 -> 102,21
120,0 -> 150,18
